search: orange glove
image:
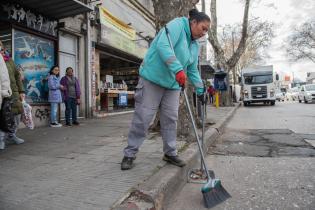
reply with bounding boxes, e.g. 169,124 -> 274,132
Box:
176,70 -> 186,87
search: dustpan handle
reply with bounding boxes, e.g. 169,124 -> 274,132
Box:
183,89 -> 211,181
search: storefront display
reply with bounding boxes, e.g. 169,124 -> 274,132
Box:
98,53 -> 138,111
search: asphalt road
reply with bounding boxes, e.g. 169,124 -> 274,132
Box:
167,101 -> 315,210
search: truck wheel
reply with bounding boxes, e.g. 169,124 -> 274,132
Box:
243,102 -> 247,106
271,101 -> 275,106
299,99 -> 302,103
304,97 -> 308,103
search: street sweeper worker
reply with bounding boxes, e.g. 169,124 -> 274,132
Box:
121,9 -> 211,170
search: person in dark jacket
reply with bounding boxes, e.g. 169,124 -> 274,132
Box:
0,40 -> 25,147
60,67 -> 81,126
0,41 -> 12,150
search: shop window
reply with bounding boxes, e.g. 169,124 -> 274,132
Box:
98,52 -> 140,112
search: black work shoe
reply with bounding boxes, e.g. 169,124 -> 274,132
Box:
73,121 -> 80,126
163,154 -> 186,167
121,156 -> 135,170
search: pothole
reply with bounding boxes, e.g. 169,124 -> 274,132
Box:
209,129 -> 315,157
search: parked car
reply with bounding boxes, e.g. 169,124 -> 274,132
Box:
275,91 -> 285,101
298,84 -> 315,103
286,87 -> 299,101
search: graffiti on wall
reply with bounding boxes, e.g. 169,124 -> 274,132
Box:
34,107 -> 50,121
1,3 -> 57,36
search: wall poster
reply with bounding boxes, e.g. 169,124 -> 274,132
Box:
14,30 -> 55,103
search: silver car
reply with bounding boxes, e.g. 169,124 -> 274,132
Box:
298,84 -> 315,103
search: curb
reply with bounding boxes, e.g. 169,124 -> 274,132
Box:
111,103 -> 240,210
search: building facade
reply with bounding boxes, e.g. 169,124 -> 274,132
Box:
88,0 -> 155,117
0,0 -> 91,127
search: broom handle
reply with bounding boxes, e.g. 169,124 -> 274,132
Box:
201,84 -> 206,171
165,26 -> 211,181
183,89 -> 211,181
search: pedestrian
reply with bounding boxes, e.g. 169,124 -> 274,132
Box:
60,67 -> 81,126
0,40 -> 25,148
48,65 -> 63,127
207,85 -> 215,104
121,9 -> 211,170
0,41 -> 12,150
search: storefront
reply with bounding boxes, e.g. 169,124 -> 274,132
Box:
92,6 -> 149,116
0,1 -> 91,126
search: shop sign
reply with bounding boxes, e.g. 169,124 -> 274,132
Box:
99,7 -> 135,40
0,3 -> 57,36
98,7 -> 147,59
14,30 -> 55,104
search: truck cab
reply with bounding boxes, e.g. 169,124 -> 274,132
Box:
240,65 -> 278,106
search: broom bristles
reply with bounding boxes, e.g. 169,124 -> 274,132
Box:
202,179 -> 231,208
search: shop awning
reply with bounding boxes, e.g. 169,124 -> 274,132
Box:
12,0 -> 93,19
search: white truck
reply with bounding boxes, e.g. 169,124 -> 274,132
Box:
240,65 -> 279,106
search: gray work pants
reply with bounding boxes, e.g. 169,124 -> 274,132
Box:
124,77 -> 180,158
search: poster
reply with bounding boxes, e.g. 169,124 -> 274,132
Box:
14,30 -> 55,103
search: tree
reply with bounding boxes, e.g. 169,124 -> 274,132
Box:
285,20 -> 315,63
208,0 -> 250,106
150,0 -> 200,138
152,0 -> 199,31
220,20 -> 274,82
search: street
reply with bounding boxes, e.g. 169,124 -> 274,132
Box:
168,101 -> 315,210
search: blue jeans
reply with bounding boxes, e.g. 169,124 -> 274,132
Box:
50,103 -> 58,124
65,98 -> 77,124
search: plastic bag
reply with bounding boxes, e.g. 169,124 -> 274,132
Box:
21,100 -> 34,130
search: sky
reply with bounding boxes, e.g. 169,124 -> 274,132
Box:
199,0 -> 315,81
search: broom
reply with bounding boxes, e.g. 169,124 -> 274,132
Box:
182,89 -> 231,208
165,25 -> 231,207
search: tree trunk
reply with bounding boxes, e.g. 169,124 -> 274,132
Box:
150,0 -> 200,138
208,0 -> 250,106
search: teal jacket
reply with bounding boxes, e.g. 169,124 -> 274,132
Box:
139,17 -> 204,94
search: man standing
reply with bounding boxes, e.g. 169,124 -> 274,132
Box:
60,67 -> 81,126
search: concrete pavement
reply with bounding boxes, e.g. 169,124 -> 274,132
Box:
0,104 -> 239,210
167,101 -> 315,210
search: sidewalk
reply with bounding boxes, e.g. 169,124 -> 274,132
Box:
0,104 -> 239,210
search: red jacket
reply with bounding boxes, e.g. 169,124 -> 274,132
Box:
207,87 -> 215,95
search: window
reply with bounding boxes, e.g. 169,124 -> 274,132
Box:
244,74 -> 273,85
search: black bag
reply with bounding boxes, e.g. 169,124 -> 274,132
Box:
0,97 -> 16,133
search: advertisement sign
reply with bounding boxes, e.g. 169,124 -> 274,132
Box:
118,93 -> 128,106
14,30 -> 55,103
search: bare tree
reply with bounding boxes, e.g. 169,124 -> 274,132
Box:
285,20 -> 315,63
150,0 -> 200,138
208,0 -> 250,106
221,20 -> 274,78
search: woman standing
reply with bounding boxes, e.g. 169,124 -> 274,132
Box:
48,65 -> 63,127
60,67 -> 81,126
121,9 -> 210,170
